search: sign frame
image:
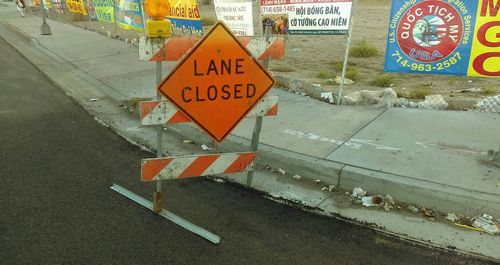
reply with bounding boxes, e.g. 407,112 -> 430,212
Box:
157,21 -> 275,142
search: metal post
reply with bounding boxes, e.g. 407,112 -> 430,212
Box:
153,45 -> 163,213
246,25 -> 272,187
40,0 -> 52,35
337,0 -> 357,105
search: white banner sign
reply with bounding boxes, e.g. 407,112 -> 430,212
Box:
214,0 -> 254,36
260,0 -> 352,35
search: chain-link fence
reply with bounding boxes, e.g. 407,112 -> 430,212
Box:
24,0 -> 499,114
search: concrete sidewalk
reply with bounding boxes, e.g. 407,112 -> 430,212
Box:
1,4 -> 499,216
1,5 -> 499,258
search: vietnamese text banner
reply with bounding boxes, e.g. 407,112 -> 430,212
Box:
260,0 -> 352,35
93,0 -> 115,23
385,0 -> 499,77
214,0 -> 254,36
66,0 -> 87,15
168,0 -> 203,36
116,0 -> 145,32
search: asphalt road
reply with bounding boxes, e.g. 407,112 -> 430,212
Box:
0,36 -> 495,265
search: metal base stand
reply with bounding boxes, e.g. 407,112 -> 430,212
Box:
39,0 -> 52,35
41,23 -> 51,35
111,184 -> 220,244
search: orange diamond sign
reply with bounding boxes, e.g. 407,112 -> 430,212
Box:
157,22 -> 275,142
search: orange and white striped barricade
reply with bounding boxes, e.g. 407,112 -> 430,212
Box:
141,152 -> 256,181
112,22 -> 282,244
139,95 -> 278,126
139,35 -> 285,62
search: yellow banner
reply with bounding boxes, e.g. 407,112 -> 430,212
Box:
44,0 -> 52,9
468,0 -> 500,77
66,0 -> 87,15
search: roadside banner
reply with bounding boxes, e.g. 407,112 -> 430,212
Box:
116,0 -> 145,32
66,0 -> 87,15
87,0 -> 99,21
259,0 -> 353,35
384,0 -> 499,77
54,0 -> 64,13
43,0 -> 52,9
93,0 -> 115,23
167,0 -> 203,36
214,0 -> 254,36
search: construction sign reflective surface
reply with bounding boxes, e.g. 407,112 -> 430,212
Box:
157,22 -> 275,142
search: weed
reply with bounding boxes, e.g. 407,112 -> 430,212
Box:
409,85 -> 432,99
350,40 -> 378,58
395,90 -> 408,98
480,87 -> 498,96
330,61 -> 357,72
370,74 -> 394,87
345,69 -> 360,81
316,71 -> 333,79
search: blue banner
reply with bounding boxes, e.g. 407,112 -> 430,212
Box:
116,0 -> 145,32
384,0 -> 479,76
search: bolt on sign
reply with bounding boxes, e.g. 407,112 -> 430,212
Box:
157,21 -> 275,142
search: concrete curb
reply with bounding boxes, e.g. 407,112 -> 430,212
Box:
339,166 -> 500,217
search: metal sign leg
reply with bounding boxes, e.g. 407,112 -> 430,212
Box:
111,184 -> 220,244
154,59 -> 163,213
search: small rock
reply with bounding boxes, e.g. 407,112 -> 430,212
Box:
351,187 -> 366,198
476,94 -> 500,113
446,213 -> 458,222
321,92 -> 334,104
419,208 -> 434,217
385,194 -> 395,205
408,205 -> 419,214
201,144 -> 212,151
417,94 -> 448,110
